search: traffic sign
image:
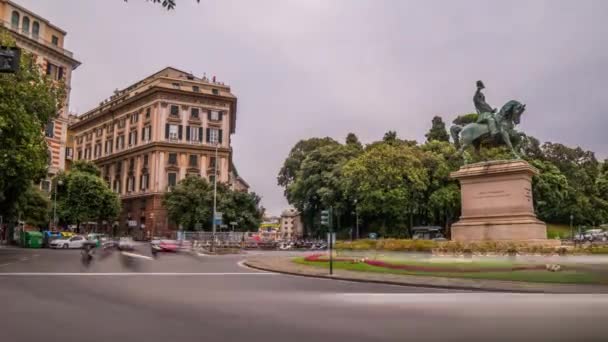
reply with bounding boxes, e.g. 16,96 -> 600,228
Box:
369,232 -> 378,239
214,212 -> 223,220
320,209 -> 331,226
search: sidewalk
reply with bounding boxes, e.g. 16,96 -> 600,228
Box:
244,256 -> 608,293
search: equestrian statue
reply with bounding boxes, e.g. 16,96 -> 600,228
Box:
450,80 -> 526,163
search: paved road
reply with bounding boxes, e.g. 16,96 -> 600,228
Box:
1,246 -> 607,341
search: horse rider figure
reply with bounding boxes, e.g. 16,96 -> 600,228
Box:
474,80 -> 499,137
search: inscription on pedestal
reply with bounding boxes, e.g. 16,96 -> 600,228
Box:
473,190 -> 511,199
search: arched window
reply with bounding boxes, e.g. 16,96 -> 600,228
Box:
22,16 -> 30,34
11,11 -> 19,29
32,21 -> 40,39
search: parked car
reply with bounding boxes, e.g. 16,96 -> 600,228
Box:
584,229 -> 607,242
50,235 -> 87,249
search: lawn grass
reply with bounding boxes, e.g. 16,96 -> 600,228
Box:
293,258 -> 604,285
547,223 -> 572,239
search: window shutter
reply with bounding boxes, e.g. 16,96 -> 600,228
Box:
219,112 -> 224,121
218,129 -> 223,144
141,127 -> 145,141
199,127 -> 203,142
178,125 -> 183,140
186,125 -> 191,141
165,124 -> 169,139
206,128 -> 211,142
58,67 -> 64,80
207,110 -> 211,121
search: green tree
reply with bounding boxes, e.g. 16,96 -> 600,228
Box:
452,113 -> 478,126
425,116 -> 450,142
277,137 -> 338,190
15,184 -> 51,228
0,32 -> 64,220
342,143 -> 429,236
345,132 -> 363,150
55,161 -> 120,230
163,176 -> 262,231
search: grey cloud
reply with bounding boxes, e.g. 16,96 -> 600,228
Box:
18,0 -> 608,215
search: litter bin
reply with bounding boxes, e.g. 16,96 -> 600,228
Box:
24,231 -> 43,248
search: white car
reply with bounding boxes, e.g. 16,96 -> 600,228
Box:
50,235 -> 87,249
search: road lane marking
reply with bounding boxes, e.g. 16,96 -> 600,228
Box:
0,263 -> 10,267
236,260 -> 274,273
19,258 -> 29,261
120,252 -> 154,260
0,272 -> 278,276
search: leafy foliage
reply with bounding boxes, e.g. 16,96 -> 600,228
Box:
124,0 -> 200,10
0,32 -> 64,219
55,161 -> 120,227
15,184 -> 51,228
425,116 -> 450,142
163,176 -> 263,231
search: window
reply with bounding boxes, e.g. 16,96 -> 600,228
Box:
142,126 -> 151,142
32,21 -> 39,39
189,154 -> 198,167
105,139 -> 113,154
105,165 -> 110,176
127,176 -> 135,192
172,83 -> 181,89
118,119 -> 126,129
115,161 -> 122,173
95,127 -> 102,137
22,16 -> 30,34
191,108 -> 199,119
167,172 -> 177,188
187,126 -> 202,142
211,88 -> 219,95
145,108 -> 151,119
84,147 -> 91,160
140,173 -> 149,190
116,135 -> 125,150
52,35 -> 59,46
66,147 -> 73,159
206,128 -> 222,144
192,86 -> 200,92
11,11 -> 19,30
128,130 -> 138,146
129,158 -> 135,171
143,154 -> 149,166
113,179 -> 121,193
45,121 -> 54,138
208,110 -> 222,121
130,112 -> 138,124
94,143 -> 102,158
170,105 -> 179,117
77,149 -> 82,160
168,153 -> 178,165
209,156 -> 217,169
166,124 -> 181,140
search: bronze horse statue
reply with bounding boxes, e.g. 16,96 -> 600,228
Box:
450,100 -> 526,163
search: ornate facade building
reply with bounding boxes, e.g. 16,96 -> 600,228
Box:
69,67 -> 247,237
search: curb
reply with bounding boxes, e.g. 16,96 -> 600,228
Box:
243,260 -> 544,293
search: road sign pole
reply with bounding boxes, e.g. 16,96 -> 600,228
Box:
329,207 -> 333,275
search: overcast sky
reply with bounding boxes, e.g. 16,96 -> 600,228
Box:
18,0 -> 608,215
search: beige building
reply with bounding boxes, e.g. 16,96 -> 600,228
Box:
0,0 -> 81,190
69,67 -> 246,237
280,208 -> 303,240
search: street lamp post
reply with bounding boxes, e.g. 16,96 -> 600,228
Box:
211,140 -> 219,250
53,179 -> 63,230
570,213 -> 574,242
354,199 -> 359,240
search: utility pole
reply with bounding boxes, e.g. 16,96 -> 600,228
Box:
570,213 -> 574,242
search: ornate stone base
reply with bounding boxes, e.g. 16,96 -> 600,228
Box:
450,160 -> 555,244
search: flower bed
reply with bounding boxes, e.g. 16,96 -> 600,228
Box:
303,253 -> 546,273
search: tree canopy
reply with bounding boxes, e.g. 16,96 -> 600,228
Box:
0,32 -> 64,221
163,176 -> 263,231
425,116 -> 450,142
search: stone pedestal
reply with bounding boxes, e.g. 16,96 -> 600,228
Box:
450,160 -> 549,242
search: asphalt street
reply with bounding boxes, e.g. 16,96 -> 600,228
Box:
1,246 -> 608,342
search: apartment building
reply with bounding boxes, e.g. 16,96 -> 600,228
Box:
69,67 -> 244,237
279,208 -> 303,240
0,0 -> 81,189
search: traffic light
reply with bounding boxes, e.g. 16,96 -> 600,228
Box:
320,209 -> 331,227
0,47 -> 20,74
